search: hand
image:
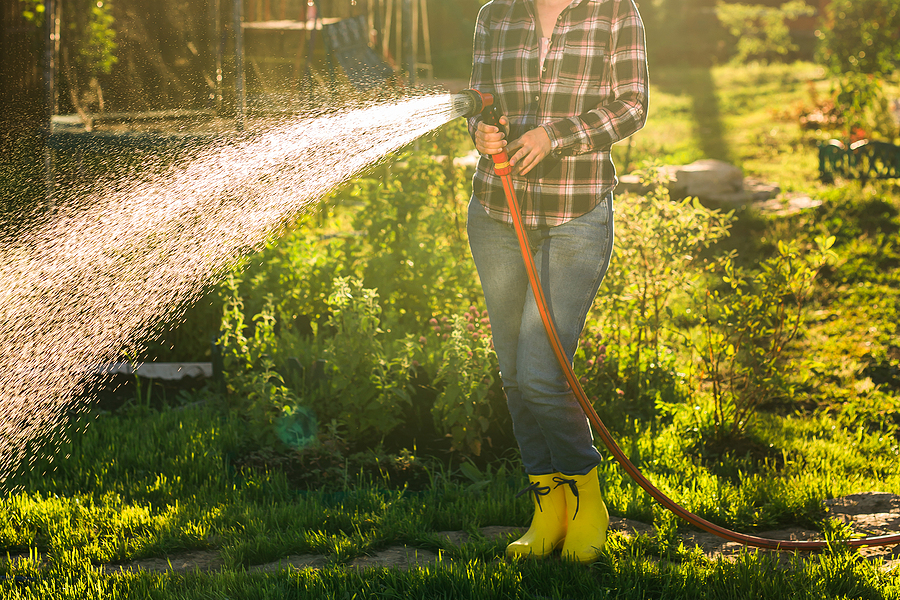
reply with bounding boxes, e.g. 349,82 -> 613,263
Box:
474,116 -> 510,156
507,127 -> 552,176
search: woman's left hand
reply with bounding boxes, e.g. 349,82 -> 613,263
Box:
507,127 -> 552,176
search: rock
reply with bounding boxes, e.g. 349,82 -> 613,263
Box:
758,193 -> 822,216
349,546 -> 441,570
667,159 -> 744,201
743,178 -> 782,202
616,160 -> 781,204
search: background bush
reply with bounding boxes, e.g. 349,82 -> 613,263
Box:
816,0 -> 900,76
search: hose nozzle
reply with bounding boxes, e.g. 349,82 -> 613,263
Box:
457,88 -> 494,118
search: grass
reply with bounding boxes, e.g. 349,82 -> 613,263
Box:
3,62 -> 900,597
615,61 -> 898,191
3,552 -> 898,600
1,398 -> 899,598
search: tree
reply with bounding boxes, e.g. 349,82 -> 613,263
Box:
816,0 -> 900,76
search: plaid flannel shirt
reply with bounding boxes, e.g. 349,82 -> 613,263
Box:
467,0 -> 649,228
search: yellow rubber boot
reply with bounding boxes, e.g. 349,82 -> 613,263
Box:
555,466 -> 609,564
506,473 -> 568,559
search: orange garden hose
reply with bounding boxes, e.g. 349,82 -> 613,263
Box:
463,89 -> 900,552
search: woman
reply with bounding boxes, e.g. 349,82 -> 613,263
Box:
466,0 -> 649,563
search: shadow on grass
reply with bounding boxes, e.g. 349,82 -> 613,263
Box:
654,67 -> 733,164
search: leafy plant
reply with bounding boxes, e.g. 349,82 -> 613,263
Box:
830,73 -> 899,144
217,273 -> 303,449
695,235 -> 837,438
22,0 -> 118,114
716,1 -> 815,65
816,0 -> 900,77
595,170 -> 732,404
308,277 -> 414,445
430,307 -> 497,456
334,153 -> 481,330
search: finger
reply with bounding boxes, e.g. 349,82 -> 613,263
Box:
508,144 -> 529,166
518,158 -> 536,175
476,130 -> 506,146
477,122 -> 500,135
479,127 -> 506,141
477,140 -> 506,155
506,139 -> 524,158
482,140 -> 507,154
517,149 -> 547,175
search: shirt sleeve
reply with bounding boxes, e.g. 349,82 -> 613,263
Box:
542,0 -> 649,156
466,2 -> 493,144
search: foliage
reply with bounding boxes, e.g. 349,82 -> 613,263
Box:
220,273 -> 415,449
808,182 -> 900,283
429,308 -> 497,455
312,277 -> 414,445
641,0 -> 730,66
695,235 -> 837,438
816,0 -> 900,77
21,0 -> 118,77
3,385 -> 900,597
594,169 -> 732,409
334,152 -> 480,330
78,0 -> 118,76
829,72 -> 900,143
217,274 -> 304,449
216,131 -> 839,455
716,1 -> 815,65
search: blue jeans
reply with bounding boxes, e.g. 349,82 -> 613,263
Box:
467,194 -> 614,476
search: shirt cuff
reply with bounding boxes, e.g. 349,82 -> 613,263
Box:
541,124 -> 562,157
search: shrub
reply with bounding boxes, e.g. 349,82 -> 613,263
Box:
715,1 -> 815,64
694,235 -> 836,438
829,73 -> 899,143
334,152 -> 481,330
311,277 -> 415,444
217,274 -> 303,449
816,0 -> 900,76
218,274 -> 415,449
593,170 -> 732,406
428,307 -> 497,456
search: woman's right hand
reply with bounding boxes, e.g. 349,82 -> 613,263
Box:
474,116 -> 509,155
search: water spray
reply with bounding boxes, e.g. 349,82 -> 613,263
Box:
460,88 -> 900,552
0,93 -> 465,487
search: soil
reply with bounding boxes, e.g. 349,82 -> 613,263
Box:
97,492 -> 900,575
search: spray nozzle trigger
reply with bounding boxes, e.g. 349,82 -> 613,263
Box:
481,105 -> 508,139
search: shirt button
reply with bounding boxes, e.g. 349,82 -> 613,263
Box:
534,95 -> 540,102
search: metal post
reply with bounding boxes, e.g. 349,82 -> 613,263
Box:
420,0 -> 432,79
382,0 -> 393,61
211,0 -> 223,114
401,0 -> 412,86
234,0 -> 245,130
410,0 -> 417,85
43,0 -> 59,206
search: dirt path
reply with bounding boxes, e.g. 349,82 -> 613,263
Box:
99,492 -> 900,575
